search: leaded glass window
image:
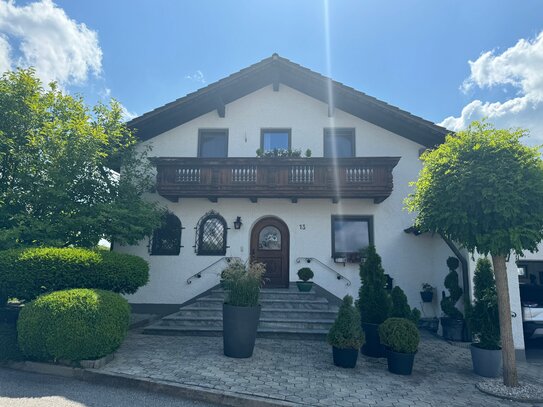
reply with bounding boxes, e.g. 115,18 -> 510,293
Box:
258,226 -> 281,250
196,212 -> 227,255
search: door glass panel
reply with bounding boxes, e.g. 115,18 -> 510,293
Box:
258,226 -> 281,250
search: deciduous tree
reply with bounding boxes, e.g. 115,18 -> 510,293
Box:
406,121 -> 543,387
0,68 -> 162,249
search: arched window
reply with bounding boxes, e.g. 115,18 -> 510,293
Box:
150,213 -> 182,255
196,211 -> 227,256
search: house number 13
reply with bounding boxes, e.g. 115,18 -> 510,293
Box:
299,224 -> 306,230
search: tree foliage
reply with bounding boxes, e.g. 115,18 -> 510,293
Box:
405,121 -> 543,256
0,68 -> 162,249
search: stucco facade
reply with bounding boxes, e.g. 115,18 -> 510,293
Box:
116,55 -> 527,355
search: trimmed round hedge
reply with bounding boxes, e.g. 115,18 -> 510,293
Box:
0,247 -> 149,303
379,317 -> 420,354
17,289 -> 130,361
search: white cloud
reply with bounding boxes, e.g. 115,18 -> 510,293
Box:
440,31 -> 543,144
0,34 -> 10,72
0,0 -> 102,87
185,70 -> 206,84
120,104 -> 137,122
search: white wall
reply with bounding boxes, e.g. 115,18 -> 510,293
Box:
117,84 -> 455,315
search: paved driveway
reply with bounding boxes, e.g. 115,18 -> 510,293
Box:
99,331 -> 543,407
0,367 -> 219,407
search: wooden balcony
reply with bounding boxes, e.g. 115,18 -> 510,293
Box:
151,157 -> 401,203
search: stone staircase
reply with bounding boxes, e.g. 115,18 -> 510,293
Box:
143,285 -> 339,340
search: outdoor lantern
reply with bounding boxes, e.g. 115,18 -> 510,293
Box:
233,216 -> 242,230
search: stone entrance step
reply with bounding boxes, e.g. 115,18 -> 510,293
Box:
143,286 -> 339,340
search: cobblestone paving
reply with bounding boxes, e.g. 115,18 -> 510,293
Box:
100,331 -> 543,407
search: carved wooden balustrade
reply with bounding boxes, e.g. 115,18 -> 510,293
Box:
151,157 -> 400,203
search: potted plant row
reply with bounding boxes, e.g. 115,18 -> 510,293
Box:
221,260 -> 265,358
466,258 -> 501,377
327,295 -> 365,368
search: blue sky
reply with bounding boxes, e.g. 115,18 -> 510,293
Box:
1,0 -> 543,142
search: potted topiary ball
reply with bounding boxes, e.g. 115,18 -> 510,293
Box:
466,258 -> 501,377
327,295 -> 365,368
440,256 -> 465,341
358,245 -> 391,357
222,260 -> 265,358
379,317 -> 420,375
296,267 -> 314,292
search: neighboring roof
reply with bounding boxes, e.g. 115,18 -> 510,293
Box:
128,54 -> 449,147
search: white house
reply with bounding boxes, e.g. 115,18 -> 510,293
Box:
115,54 -> 527,358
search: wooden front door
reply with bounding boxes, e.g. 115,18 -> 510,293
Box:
250,217 -> 289,288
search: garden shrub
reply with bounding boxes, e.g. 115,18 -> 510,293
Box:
466,258 -> 500,350
327,295 -> 365,349
440,256 -> 463,319
0,247 -> 149,304
390,286 -> 421,324
379,317 -> 420,354
0,323 -> 23,361
222,260 -> 265,307
297,267 -> 314,282
358,245 -> 391,324
17,289 -> 130,361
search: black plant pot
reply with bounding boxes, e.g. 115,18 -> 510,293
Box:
440,317 -> 464,342
332,346 -> 359,368
361,322 -> 385,358
420,291 -> 433,303
223,303 -> 261,358
470,344 -> 502,378
385,348 -> 416,375
296,281 -> 313,292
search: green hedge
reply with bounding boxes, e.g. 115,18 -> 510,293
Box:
17,289 -> 130,361
0,322 -> 23,361
0,248 -> 149,303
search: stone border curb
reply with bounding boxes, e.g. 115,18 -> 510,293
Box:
2,361 -> 298,407
475,382 -> 543,404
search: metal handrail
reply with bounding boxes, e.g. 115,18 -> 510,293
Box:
186,257 -> 241,285
295,257 -> 352,287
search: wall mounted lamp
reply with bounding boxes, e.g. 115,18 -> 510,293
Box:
233,216 -> 243,230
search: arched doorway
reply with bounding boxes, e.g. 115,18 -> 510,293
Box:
250,217 -> 290,288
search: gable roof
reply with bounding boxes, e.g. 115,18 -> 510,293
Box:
128,54 -> 449,147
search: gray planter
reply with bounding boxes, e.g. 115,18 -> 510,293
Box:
440,317 -> 464,341
223,303 -> 261,358
296,281 -> 313,292
470,343 -> 502,377
361,322 -> 386,358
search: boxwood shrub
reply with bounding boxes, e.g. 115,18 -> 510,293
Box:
379,317 -> 420,354
17,289 -> 130,361
0,323 -> 23,361
0,248 -> 149,303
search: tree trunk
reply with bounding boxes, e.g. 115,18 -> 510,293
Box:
491,254 -> 519,387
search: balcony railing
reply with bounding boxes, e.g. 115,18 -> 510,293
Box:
151,157 -> 400,203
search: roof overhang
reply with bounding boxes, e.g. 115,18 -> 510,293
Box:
128,54 -> 449,148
